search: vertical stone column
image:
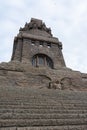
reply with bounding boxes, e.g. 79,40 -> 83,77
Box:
11,39 -> 16,60
22,38 -> 31,65
51,42 -> 66,68
58,42 -> 66,67
12,38 -> 23,61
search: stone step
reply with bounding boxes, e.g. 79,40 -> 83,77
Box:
0,97 -> 87,103
0,95 -> 86,101
0,105 -> 87,110
0,102 -> 62,106
0,100 -> 87,106
1,125 -> 87,130
0,103 -> 87,109
0,101 -> 87,106
0,113 -> 87,120
0,95 -> 86,100
0,108 -> 87,114
0,118 -> 87,127
0,87 -> 87,98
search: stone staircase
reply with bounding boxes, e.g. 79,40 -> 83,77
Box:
0,86 -> 87,130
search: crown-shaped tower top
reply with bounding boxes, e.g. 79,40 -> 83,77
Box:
19,18 -> 52,37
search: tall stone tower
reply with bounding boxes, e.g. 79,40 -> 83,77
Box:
11,18 -> 66,69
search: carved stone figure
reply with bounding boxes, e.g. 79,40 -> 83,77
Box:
49,80 -> 62,90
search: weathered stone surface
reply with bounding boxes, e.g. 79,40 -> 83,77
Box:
0,18 -> 87,129
0,62 -> 87,90
1,18 -> 87,89
19,18 -> 52,36
0,85 -> 87,129
11,18 -> 66,69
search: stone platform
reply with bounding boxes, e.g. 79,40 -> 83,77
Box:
0,62 -> 87,91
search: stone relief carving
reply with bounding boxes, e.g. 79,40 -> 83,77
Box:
48,80 -> 62,90
48,77 -> 74,90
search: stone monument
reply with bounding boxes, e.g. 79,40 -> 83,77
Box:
0,18 -> 87,130
11,18 -> 65,69
0,18 -> 87,90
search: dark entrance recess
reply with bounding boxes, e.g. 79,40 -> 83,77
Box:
32,54 -> 53,69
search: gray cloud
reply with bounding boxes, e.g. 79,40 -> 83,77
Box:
0,0 -> 87,73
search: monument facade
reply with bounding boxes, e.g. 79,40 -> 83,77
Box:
0,18 -> 87,90
11,18 -> 66,69
0,18 -> 87,130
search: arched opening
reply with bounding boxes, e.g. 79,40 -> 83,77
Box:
32,54 -> 53,69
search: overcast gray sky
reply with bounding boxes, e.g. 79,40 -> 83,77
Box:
0,0 -> 87,73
